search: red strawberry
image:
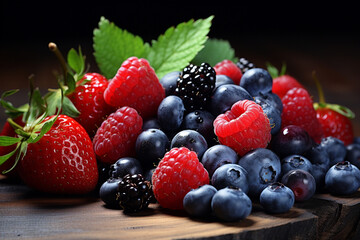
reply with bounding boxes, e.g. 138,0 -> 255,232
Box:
93,106 -> 143,164
67,73 -> 115,138
281,87 -> 324,143
17,114 -> 98,194
47,43 -> 115,138
267,63 -> 305,99
213,99 -> 271,156
214,59 -> 243,85
313,73 -> 355,145
104,57 -> 165,119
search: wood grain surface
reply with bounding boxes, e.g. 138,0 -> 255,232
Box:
1,175 -> 359,240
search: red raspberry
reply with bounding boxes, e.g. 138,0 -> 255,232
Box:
272,75 -> 305,99
281,88 -> 324,143
213,100 -> 271,156
214,59 -> 243,85
152,147 -> 209,210
103,57 -> 165,119
93,106 -> 143,164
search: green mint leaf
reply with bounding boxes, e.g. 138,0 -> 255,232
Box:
145,16 -> 214,79
192,38 -> 238,66
93,17 -> 148,79
0,136 -> 21,146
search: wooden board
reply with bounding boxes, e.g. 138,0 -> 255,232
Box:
1,176 -> 360,240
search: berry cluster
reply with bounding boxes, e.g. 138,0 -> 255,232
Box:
94,57 -> 360,220
1,52 -> 359,221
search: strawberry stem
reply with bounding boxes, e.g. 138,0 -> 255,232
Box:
312,71 -> 326,104
48,42 -> 68,79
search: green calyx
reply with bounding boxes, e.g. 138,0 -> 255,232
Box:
312,71 -> 355,119
266,62 -> 287,79
0,77 -> 63,174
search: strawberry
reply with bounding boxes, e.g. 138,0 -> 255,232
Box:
46,43 -> 115,138
313,72 -> 355,145
0,81 -> 98,194
103,56 -> 165,119
267,63 -> 305,99
281,87 -> 324,143
67,73 -> 115,138
17,114 -> 98,194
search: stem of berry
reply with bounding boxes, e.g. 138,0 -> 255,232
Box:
312,71 -> 355,119
48,42 -> 68,78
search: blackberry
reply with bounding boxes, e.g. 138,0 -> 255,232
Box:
236,58 -> 255,74
116,174 -> 154,213
175,62 -> 216,111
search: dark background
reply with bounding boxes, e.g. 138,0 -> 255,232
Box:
1,1 -> 360,134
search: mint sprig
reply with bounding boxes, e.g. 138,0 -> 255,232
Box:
93,16 -> 214,79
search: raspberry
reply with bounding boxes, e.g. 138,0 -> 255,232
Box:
93,106 -> 143,164
281,87 -> 324,143
214,59 -> 242,85
175,63 -> 216,111
213,100 -> 271,156
103,57 -> 165,119
152,147 -> 209,210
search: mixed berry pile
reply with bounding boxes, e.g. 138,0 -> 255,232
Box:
1,54 -> 360,222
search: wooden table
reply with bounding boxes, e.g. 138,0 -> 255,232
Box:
1,175 -> 359,240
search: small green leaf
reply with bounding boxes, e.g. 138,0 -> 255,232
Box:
44,89 -> 63,117
145,16 -> 214,79
28,116 -> 57,143
93,17 -> 148,79
25,87 -> 46,124
0,146 -> 18,166
0,89 -> 28,119
61,96 -> 80,118
192,38 -> 238,66
65,73 -> 76,94
67,48 -> 85,74
0,136 -> 21,146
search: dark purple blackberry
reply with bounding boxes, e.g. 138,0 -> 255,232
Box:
236,58 -> 255,74
117,174 -> 154,213
175,63 -> 216,111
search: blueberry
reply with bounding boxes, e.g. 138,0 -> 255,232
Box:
320,136 -> 346,167
211,163 -> 249,194
281,169 -> 316,202
135,128 -> 170,168
157,95 -> 185,134
259,182 -> 295,214
183,184 -> 217,218
109,157 -> 143,179
209,84 -> 252,116
255,92 -> 283,113
142,118 -> 161,130
325,161 -> 360,195
211,187 -> 252,221
304,144 -> 330,190
281,155 -> 313,177
238,148 -> 281,198
353,137 -> 360,145
201,144 -> 239,177
99,178 -> 122,208
270,125 -> 313,159
171,130 -> 208,158
239,68 -> 273,96
182,110 -> 216,146
214,75 -> 234,89
345,143 -> 360,169
254,96 -> 281,135
159,71 -> 181,96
